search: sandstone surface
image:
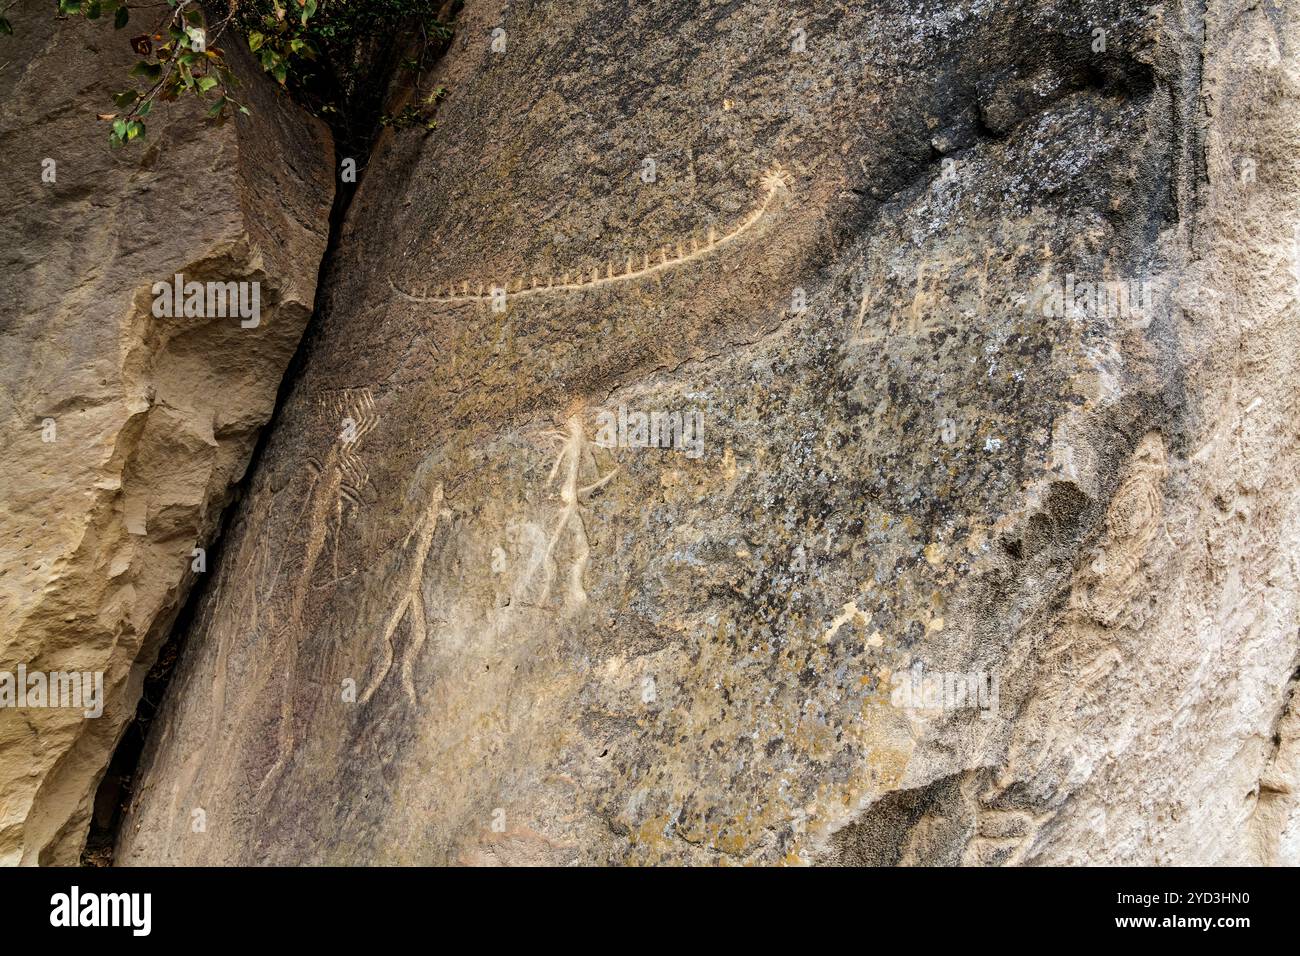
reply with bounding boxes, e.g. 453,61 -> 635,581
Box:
0,0 -> 333,865
119,0 -> 1300,865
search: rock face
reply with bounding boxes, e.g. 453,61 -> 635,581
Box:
107,0 -> 1299,865
0,1 -> 333,864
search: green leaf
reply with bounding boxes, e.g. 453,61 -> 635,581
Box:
126,120 -> 144,140
86,2 -> 102,20
114,6 -> 129,28
0,17 -> 12,36
130,61 -> 162,80
239,105 -> 250,115
136,99 -> 152,116
207,96 -> 227,118
112,89 -> 139,108
247,31 -> 264,53
196,75 -> 218,93
112,118 -> 128,138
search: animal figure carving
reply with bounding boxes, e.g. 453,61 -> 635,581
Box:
389,167 -> 792,305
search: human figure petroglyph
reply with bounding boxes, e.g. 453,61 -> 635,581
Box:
388,167 -> 793,305
359,483 -> 446,707
526,416 -> 617,610
256,387 -> 379,797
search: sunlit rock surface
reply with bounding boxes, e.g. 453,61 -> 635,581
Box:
0,0 -> 332,864
117,0 -> 1299,864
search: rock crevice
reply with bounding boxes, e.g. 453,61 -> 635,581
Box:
0,1 -> 333,865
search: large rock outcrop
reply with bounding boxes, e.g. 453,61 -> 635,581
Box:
0,1 -> 332,864
116,0 -> 1298,864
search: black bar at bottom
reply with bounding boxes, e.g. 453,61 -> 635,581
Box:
0,865 -> 1280,942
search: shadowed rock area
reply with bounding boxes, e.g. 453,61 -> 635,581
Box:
0,0 -> 333,864
35,0 -> 1300,865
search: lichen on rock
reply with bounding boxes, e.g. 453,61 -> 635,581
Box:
4,0 -> 1299,868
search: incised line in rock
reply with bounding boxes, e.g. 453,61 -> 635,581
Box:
258,388 -> 378,797
325,389 -> 379,505
359,482 -> 446,707
534,417 -> 617,609
388,166 -> 792,305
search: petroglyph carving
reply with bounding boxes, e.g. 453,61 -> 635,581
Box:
359,483 -> 446,707
389,167 -> 792,305
303,388 -> 379,587
326,388 -> 379,504
257,387 -> 380,796
530,417 -> 617,609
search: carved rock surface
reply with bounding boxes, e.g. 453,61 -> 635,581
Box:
0,1 -> 332,864
118,0 -> 1299,864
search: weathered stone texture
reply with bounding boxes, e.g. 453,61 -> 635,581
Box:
113,0 -> 1299,865
0,0 -> 332,864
